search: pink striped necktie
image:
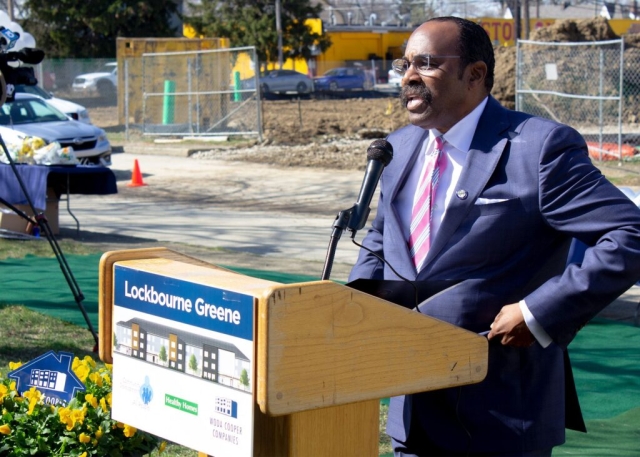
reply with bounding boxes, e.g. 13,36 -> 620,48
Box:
408,136 -> 446,272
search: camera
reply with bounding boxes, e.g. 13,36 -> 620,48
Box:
0,25 -> 44,105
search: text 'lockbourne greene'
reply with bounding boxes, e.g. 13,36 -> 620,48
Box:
124,281 -> 241,324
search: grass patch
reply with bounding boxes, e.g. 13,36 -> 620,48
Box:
604,175 -> 640,187
0,305 -> 95,377
0,238 -> 98,260
379,402 -> 392,455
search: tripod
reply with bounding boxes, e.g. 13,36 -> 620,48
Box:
0,133 -> 98,345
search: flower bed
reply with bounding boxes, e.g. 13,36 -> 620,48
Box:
0,356 -> 165,456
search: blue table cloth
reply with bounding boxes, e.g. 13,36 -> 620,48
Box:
0,163 -> 117,209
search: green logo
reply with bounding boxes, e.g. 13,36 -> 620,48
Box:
165,394 -> 198,416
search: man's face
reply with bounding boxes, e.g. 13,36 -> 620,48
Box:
399,21 -> 477,133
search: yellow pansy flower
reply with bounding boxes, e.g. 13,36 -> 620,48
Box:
89,372 -> 103,387
78,432 -> 91,444
58,406 -> 71,420
58,407 -> 74,430
27,398 -> 38,415
95,426 -> 103,439
24,386 -> 42,402
123,424 -> 137,438
0,384 -> 8,402
8,361 -> 22,370
71,407 -> 86,426
80,452 -> 87,457
73,364 -> 90,382
99,397 -> 108,412
83,355 -> 97,368
85,393 -> 98,409
159,441 -> 167,453
0,424 -> 10,435
23,387 -> 42,415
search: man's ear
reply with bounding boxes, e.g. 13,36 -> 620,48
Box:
467,61 -> 487,90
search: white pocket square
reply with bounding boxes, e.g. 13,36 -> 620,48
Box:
475,198 -> 508,205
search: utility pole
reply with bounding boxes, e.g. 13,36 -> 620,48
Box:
276,0 -> 284,69
7,0 -> 13,20
523,0 -> 530,39
513,0 -> 521,41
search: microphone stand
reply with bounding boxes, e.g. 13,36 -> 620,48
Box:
321,207 -> 354,280
0,132 -> 98,345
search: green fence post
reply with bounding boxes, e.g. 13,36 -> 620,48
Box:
163,80 -> 176,125
233,71 -> 241,102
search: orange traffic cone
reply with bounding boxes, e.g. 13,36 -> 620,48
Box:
127,159 -> 147,187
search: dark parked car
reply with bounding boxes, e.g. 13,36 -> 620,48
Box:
243,70 -> 314,95
313,67 -> 374,91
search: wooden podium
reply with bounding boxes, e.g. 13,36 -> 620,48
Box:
99,248 -> 488,457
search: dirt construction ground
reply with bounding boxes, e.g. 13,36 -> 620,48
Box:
90,95 -> 408,170
88,95 -> 640,185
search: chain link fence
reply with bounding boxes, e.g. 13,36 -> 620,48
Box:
33,49 -> 262,141
37,41 -> 640,157
128,46 -> 261,139
35,57 -> 117,95
516,39 -> 628,161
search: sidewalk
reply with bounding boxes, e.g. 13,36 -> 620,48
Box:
59,151 -> 366,282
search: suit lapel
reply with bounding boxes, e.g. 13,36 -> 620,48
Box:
387,127 -> 429,273
420,98 -> 512,272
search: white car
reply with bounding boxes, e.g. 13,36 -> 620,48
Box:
388,68 -> 402,88
13,84 -> 92,124
72,62 -> 117,97
0,94 -> 112,166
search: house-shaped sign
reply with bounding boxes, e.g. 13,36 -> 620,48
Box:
8,350 -> 85,406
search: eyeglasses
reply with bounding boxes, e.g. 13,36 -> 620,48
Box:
391,55 -> 460,76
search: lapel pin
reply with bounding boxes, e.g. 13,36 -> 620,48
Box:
456,189 -> 468,200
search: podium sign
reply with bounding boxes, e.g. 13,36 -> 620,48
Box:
99,249 -> 489,456
111,262 -> 255,456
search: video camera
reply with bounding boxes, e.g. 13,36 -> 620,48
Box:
0,25 -> 44,105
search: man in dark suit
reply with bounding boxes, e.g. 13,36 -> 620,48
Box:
348,16 -> 640,456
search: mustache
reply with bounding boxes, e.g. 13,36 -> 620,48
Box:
400,83 -> 432,107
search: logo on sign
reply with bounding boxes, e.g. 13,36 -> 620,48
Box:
8,351 -> 85,406
214,396 -> 238,418
139,375 -> 154,405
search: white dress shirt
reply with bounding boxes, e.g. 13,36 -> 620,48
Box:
396,97 -> 488,240
394,96 -> 552,347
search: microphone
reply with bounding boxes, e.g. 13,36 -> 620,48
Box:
321,138 -> 393,279
347,139 -> 393,232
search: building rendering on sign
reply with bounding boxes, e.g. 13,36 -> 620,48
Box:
114,318 -> 251,392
